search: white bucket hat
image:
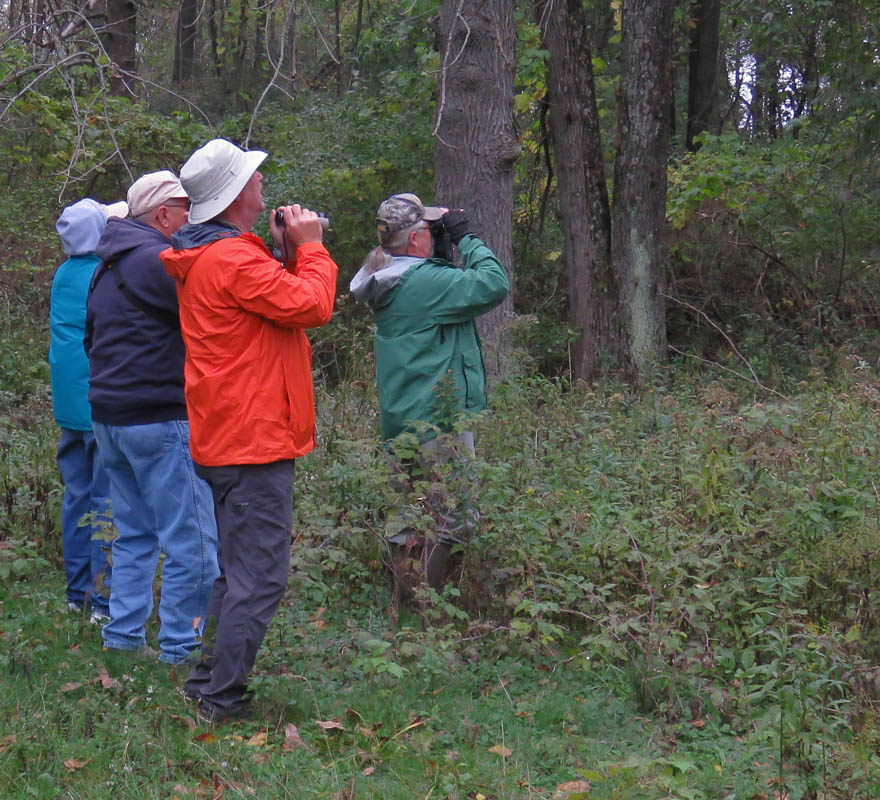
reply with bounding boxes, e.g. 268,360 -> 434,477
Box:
180,139 -> 267,224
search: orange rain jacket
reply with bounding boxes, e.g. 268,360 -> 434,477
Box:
161,229 -> 338,467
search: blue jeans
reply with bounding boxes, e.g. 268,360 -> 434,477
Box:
93,420 -> 220,664
56,428 -> 113,614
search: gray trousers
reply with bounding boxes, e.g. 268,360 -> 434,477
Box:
388,430 -> 478,546
185,460 -> 294,714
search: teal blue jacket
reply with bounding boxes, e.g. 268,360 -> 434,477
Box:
349,235 -> 509,439
49,253 -> 101,430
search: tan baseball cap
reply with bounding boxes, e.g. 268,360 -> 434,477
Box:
127,170 -> 188,217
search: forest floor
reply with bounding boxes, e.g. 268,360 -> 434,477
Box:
4,270 -> 880,799
2,571 -> 792,800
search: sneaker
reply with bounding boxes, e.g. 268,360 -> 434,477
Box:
196,700 -> 253,725
182,685 -> 202,702
89,610 -> 110,625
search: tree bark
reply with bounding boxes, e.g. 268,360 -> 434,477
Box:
434,0 -> 517,366
285,1 -> 298,88
352,0 -> 365,82
686,0 -> 721,151
535,0 -> 623,380
252,1 -> 266,74
611,0 -> 673,378
208,0 -> 222,79
103,0 -> 137,96
173,0 -> 198,84
334,0 -> 343,96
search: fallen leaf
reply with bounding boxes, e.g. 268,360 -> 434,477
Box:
361,766 -> 375,776
246,731 -> 267,747
60,682 -> 82,693
63,757 -> 90,770
488,744 -> 513,757
691,718 -> 706,729
556,779 -> 591,795
193,732 -> 218,743
96,667 -> 118,690
283,723 -> 311,753
714,763 -> 723,773
0,735 -> 15,753
315,719 -> 345,731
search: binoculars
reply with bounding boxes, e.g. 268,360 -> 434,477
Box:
274,208 -> 330,230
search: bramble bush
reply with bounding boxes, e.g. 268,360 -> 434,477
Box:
666,124 -> 880,374
285,349 -> 880,794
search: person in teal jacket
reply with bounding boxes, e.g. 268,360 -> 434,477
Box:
349,192 -> 509,589
49,197 -> 126,621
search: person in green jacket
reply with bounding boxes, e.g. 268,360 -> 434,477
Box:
349,193 -> 509,589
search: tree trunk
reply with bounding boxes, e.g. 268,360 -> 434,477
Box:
351,0 -> 365,83
252,1 -> 266,74
334,0 -> 343,96
434,0 -> 517,367
234,1 -> 249,86
535,0 -> 623,380
173,0 -> 198,84
686,0 -> 721,151
285,1 -> 298,88
611,0 -> 673,378
208,0 -> 222,79
103,0 -> 137,96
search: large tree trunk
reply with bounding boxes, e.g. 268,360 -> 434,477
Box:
611,0 -> 673,378
686,0 -> 721,151
535,0 -> 623,380
103,0 -> 137,96
173,0 -> 198,84
434,0 -> 517,367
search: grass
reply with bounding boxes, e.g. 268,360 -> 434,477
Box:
5,269 -> 880,798
2,572 -> 791,800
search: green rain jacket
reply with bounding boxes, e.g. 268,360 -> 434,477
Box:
349,234 -> 509,440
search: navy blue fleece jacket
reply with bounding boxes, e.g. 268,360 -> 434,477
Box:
85,217 -> 187,425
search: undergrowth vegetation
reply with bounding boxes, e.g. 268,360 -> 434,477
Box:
1,46 -> 879,798
6,263 -> 880,795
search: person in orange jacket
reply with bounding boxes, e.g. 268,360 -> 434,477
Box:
161,138 -> 338,724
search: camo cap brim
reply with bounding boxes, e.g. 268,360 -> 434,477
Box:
377,193 -> 443,241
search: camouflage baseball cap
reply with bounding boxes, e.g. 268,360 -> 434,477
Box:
376,193 -> 444,242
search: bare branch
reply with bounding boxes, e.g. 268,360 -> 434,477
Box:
433,0 -> 470,144
245,1 -> 295,147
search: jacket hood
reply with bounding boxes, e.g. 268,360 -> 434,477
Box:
171,220 -> 241,250
95,216 -> 171,264
56,199 -> 108,256
349,255 -> 422,307
163,221 -> 243,282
